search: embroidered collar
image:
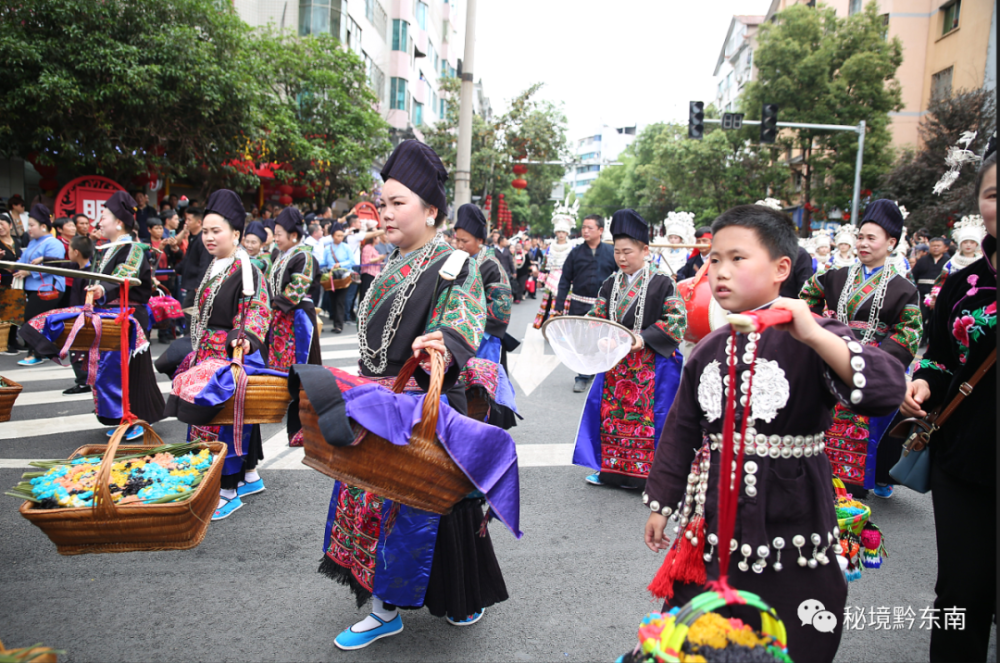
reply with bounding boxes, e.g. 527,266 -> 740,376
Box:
862,264 -> 884,279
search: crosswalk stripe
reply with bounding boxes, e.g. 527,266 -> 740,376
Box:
318,335 -> 358,347
0,414 -> 177,440
258,442 -> 575,471
0,444 -> 575,470
13,383 -> 172,407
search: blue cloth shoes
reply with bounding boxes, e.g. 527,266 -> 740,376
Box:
212,495 -> 243,521
872,484 -> 894,499
107,425 -> 144,441
237,478 -> 266,497
17,356 -> 44,366
446,610 -> 484,626
585,473 -> 603,486
334,613 -> 403,650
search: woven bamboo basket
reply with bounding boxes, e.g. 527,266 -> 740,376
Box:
208,346 -> 290,425
0,375 -> 22,423
18,421 -> 225,555
0,321 -> 11,349
54,318 -> 122,352
301,348 -> 474,514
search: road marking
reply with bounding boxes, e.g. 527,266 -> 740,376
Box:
0,414 -> 177,440
257,442 -> 575,471
318,335 -> 358,347
13,383 -> 171,407
507,322 -> 562,396
0,445 -> 577,470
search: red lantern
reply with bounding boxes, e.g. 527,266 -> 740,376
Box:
512,164 -> 528,175
292,185 -> 308,198
35,165 -> 57,179
279,194 -> 293,206
278,184 -> 294,196
131,173 -> 149,187
511,179 -> 527,190
38,178 -> 59,192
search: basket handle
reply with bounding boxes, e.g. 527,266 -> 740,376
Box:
92,420 -> 165,521
392,347 -> 444,443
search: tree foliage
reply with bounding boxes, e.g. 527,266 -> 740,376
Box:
424,80 -> 568,233
879,88 -> 996,237
581,122 -> 789,228
740,2 -> 904,231
0,0 -> 390,198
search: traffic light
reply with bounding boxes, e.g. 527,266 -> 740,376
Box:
688,101 -> 705,139
721,112 -> 745,130
760,104 -> 779,143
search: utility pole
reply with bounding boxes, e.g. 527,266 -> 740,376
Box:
454,0 -> 477,207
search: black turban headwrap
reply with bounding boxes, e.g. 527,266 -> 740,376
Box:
380,140 -> 448,216
455,203 -> 487,241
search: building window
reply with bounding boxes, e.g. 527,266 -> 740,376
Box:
416,1 -> 428,30
299,0 -> 345,38
390,77 -> 407,110
345,15 -> 362,55
942,0 -> 961,35
440,98 -> 447,117
414,101 -> 423,126
364,0 -> 388,38
392,19 -> 408,51
931,66 -> 953,100
848,0 -> 862,15
364,52 -> 385,103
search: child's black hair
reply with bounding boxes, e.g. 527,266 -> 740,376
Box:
711,204 -> 799,261
70,235 -> 93,261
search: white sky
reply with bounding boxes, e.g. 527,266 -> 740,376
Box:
475,0 -> 772,142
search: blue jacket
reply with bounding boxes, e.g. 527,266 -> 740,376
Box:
18,235 -> 66,292
328,240 -> 355,270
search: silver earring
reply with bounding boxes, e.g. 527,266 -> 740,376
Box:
425,217 -> 435,227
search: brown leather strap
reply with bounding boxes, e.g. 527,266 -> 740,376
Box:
929,347 -> 997,427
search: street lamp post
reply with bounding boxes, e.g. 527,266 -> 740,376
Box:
454,0 -> 477,207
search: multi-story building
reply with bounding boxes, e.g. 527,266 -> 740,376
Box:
721,0 -> 997,149
232,0 -> 471,145
565,124 -> 640,197
713,15 -> 765,114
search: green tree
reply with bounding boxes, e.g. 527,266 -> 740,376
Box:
0,0 -> 390,199
424,81 -> 568,233
879,88 -> 996,237
581,121 -> 789,228
252,28 -> 391,203
740,2 -> 904,233
0,0 -> 267,190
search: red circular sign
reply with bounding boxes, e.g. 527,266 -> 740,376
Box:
54,175 -> 125,220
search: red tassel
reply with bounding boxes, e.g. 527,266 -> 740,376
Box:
676,518 -> 707,585
647,518 -> 707,599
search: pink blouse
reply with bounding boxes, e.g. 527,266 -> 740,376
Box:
360,244 -> 382,277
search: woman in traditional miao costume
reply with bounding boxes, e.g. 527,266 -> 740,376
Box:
319,140 -> 511,650
265,206 -> 322,448
572,209 -> 686,490
163,190 -> 272,521
241,220 -> 272,274
652,211 -> 695,278
21,192 -> 165,440
453,203 -> 519,429
532,201 -> 579,329
924,214 -> 986,310
800,200 -> 921,499
831,224 -> 858,269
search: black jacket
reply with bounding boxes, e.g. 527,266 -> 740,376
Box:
555,241 -> 617,315
178,231 -> 213,290
496,246 -> 516,278
676,252 -> 705,281
780,247 -> 814,299
911,253 -> 951,294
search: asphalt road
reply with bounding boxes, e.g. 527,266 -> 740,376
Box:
0,298 -> 994,662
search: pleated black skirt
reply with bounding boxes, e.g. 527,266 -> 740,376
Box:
416,498 -> 509,619
96,348 -> 166,426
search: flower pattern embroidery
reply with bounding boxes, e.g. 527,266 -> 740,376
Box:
748,358 -> 790,423
951,303 -> 996,364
